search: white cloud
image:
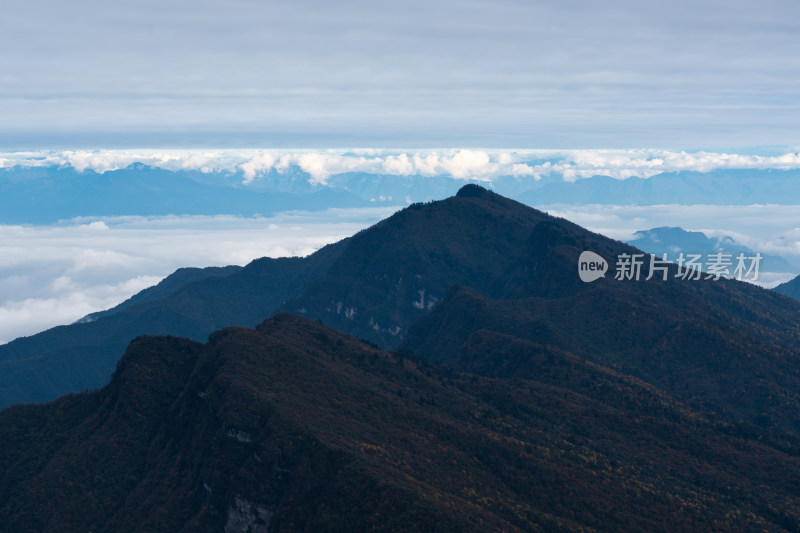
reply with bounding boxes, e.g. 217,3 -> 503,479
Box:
539,149 -> 800,182
0,148 -> 537,182
544,203 -> 800,270
4,148 -> 800,185
2,197 -> 798,343
0,275 -> 163,346
239,153 -> 276,183
439,150 -> 491,179
0,207 -> 396,344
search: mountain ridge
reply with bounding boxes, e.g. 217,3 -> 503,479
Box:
4,314 -> 800,531
5,183 -> 800,423
0,239 -> 348,407
0,164 -> 371,224
5,185 -> 800,529
775,275 -> 800,301
628,226 -> 797,275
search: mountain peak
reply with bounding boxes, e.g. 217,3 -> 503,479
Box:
455,183 -> 491,198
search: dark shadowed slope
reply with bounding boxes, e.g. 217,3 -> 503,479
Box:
775,274 -> 800,301
3,315 -> 800,531
0,240 -> 346,408
402,273 -> 800,438
396,188 -> 800,439
6,182 -> 800,430
76,265 -> 243,323
278,184 -> 562,346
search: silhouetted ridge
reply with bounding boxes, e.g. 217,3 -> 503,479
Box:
277,188 -> 568,347
0,239 -> 348,408
5,316 -> 800,530
775,274 -> 800,301
455,183 -> 492,198
5,179 -> 800,476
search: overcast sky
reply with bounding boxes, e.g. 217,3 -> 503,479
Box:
2,0 -> 799,148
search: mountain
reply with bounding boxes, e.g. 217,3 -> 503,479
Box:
7,163 -> 800,226
0,240 -> 347,408
628,226 -> 796,275
277,184 -> 567,347
7,183 -> 800,419
775,275 -> 800,301
516,168 -> 800,205
4,314 -> 800,531
0,164 -> 369,224
257,185 -> 800,438
6,185 -> 800,529
4,184 -> 567,408
76,265 -> 243,324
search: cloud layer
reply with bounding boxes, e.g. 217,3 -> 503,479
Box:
2,201 -> 799,344
545,203 -> 800,287
0,207 -> 394,344
4,148 -> 800,184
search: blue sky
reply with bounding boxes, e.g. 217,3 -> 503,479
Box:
2,0 -> 799,148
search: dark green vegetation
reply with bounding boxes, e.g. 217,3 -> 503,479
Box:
0,239 -> 346,407
80,265 -> 244,323
4,314 -> 800,532
279,183 -> 560,346
5,185 -> 800,530
775,275 -> 800,302
7,183 -> 800,410
402,268 -> 800,438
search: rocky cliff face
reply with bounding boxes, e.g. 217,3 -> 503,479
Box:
225,496 -> 273,533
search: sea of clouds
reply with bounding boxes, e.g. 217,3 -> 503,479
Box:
0,207 -> 396,344
2,148 -> 800,344
2,203 -> 799,345
544,204 -> 800,287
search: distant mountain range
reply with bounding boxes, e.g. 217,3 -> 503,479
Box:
5,185 -> 800,529
4,165 -> 800,225
627,226 -> 797,274
0,164 -> 369,224
517,168 -> 800,206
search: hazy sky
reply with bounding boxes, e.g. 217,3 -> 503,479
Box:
2,0 -> 799,148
